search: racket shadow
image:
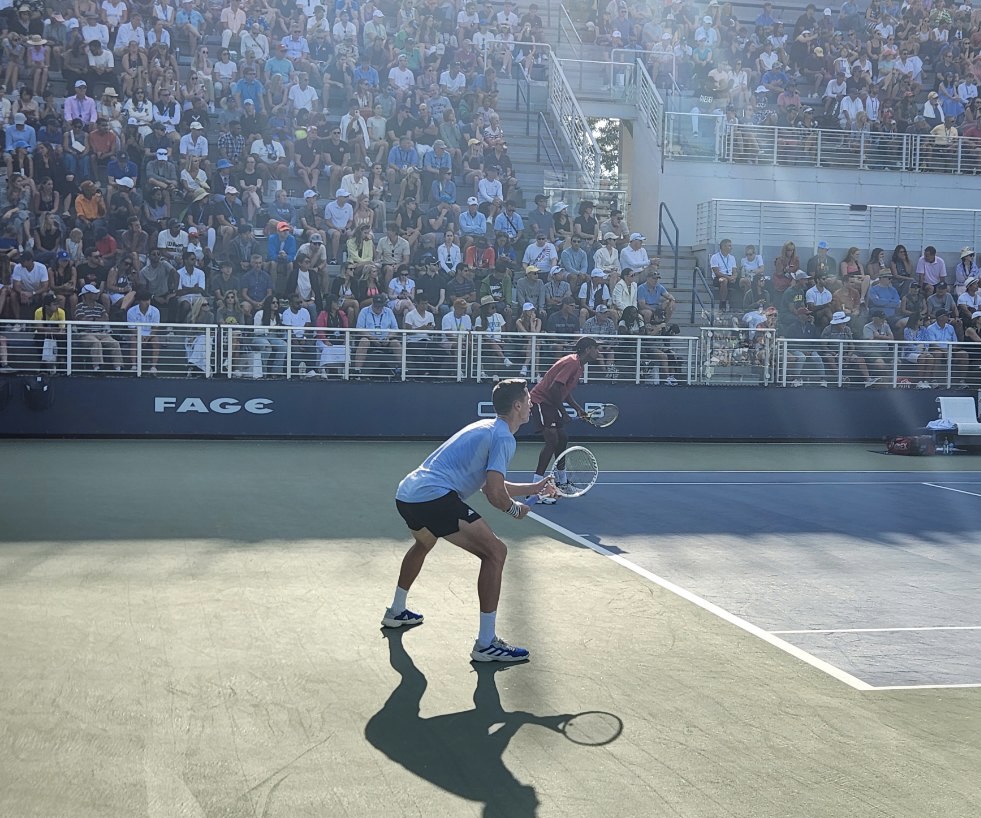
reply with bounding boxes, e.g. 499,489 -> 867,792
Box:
365,630 -> 623,817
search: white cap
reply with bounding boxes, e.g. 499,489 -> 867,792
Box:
549,265 -> 564,276
190,121 -> 204,129
74,79 -> 87,88
81,283 -> 99,294
467,196 -> 479,205
522,302 -> 535,311
972,311 -> 981,319
612,29 -> 622,37
595,304 -> 609,313
156,148 -> 169,159
703,15 -> 712,22
629,232 -> 645,241
114,176 -> 135,188
188,226 -> 199,234
225,185 -> 239,194
373,8 -> 383,16
336,188 -> 350,197
590,268 -> 608,278
304,189 -> 317,198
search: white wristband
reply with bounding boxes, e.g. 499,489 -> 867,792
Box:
506,501 -> 521,518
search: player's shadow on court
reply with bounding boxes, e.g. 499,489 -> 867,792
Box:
365,630 -> 579,817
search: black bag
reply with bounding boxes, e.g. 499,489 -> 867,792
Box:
886,435 -> 936,456
25,376 -> 53,410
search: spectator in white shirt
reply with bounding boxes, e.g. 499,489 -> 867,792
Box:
619,233 -> 651,276
709,237 -> 739,311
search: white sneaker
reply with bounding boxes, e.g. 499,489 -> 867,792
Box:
536,494 -> 557,505
520,365 -> 528,377
305,368 -> 318,377
380,607 -> 424,628
864,377 -> 880,387
665,376 -> 679,386
916,381 -> 933,389
149,366 -> 158,375
819,380 -> 829,387
503,357 -> 514,367
790,378 -> 803,387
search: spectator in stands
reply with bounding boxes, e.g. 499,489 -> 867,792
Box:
126,291 -> 160,373
805,240 -> 837,285
783,307 -> 824,386
954,247 -> 979,295
544,266 -> 571,314
821,310 -> 878,386
593,232 -> 619,275
957,277 -> 981,324
514,265 -> 545,314
578,268 -> 611,328
561,235 -> 590,279
868,272 -> 901,321
522,233 -> 557,271
862,310 -> 893,379
805,274 -> 835,329
73,284 -> 123,372
620,232 -> 651,278
916,245 -> 947,294
924,309 -> 969,383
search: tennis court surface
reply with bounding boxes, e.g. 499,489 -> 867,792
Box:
2,440 -> 981,818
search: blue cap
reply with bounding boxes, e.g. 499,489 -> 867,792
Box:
57,250 -> 69,259
13,140 -> 27,149
817,240 -> 829,249
216,159 -> 232,169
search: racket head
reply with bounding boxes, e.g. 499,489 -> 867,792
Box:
584,404 -> 619,428
560,711 -> 624,746
547,445 -> 599,498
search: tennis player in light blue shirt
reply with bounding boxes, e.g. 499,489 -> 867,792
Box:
383,379 -> 554,663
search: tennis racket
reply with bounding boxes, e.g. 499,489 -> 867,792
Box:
546,446 -> 599,498
580,403 -> 619,428
559,711 -> 624,746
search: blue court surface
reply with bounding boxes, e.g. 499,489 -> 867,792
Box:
522,470 -> 981,692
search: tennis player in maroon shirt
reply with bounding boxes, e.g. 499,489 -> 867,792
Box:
527,337 -> 600,503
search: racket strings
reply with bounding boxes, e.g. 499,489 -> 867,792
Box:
554,448 -> 598,496
587,404 -> 619,428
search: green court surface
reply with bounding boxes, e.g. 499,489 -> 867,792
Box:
1,440 -> 980,818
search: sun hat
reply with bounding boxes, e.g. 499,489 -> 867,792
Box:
830,311 -> 850,325
961,246 -> 975,258
102,87 -> 118,97
480,295 -> 496,306
603,231 -> 617,240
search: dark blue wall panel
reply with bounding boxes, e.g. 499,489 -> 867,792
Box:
0,376 -> 960,440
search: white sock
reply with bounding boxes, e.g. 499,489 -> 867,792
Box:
478,611 -> 497,646
556,469 -> 567,482
391,586 -> 408,613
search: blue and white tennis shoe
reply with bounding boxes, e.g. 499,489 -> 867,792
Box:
381,608 -> 425,628
471,637 -> 530,662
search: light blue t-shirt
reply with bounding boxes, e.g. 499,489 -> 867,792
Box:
396,418 -> 516,502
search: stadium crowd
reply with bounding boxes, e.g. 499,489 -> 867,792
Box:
0,0 -> 687,377
708,236 -> 981,387
583,0 -> 981,167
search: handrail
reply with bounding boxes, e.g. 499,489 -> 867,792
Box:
635,58 -> 664,167
478,37 -> 551,73
546,50 -> 602,189
557,3 -> 582,58
514,61 -> 532,136
690,264 -> 715,325
555,57 -> 636,102
658,202 -> 681,289
537,112 -> 567,183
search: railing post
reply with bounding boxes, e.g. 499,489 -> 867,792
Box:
816,129 -> 822,168
836,340 -> 844,387
634,338 -> 641,384
66,324 -> 73,375
890,343 -> 898,387
285,331 -> 293,379
136,330 -> 142,376
205,327 -> 213,378
400,331 -> 407,381
859,131 -> 866,169
945,347 -> 953,388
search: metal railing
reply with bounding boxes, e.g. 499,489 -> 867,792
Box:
556,58 -> 637,103
665,115 -> 981,176
690,265 -> 715,326
537,112 -> 568,186
700,326 -> 776,385
658,201 -> 680,289
775,338 -> 975,389
514,61 -> 533,136
547,50 -> 603,190
636,58 -> 665,164
6,319 -> 978,391
542,186 -> 630,228
556,3 -> 583,58
0,318 -> 217,376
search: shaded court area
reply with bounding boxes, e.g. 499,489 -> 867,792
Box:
1,440 -> 981,817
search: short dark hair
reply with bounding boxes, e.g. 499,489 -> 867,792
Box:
575,336 -> 598,353
492,378 -> 528,414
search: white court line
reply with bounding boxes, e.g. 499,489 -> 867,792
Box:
588,480 -> 981,486
922,482 -> 981,499
527,512 -> 874,692
772,626 -> 981,635
866,682 -> 981,691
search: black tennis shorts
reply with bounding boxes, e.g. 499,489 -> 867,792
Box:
396,491 -> 481,538
532,402 -> 565,430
